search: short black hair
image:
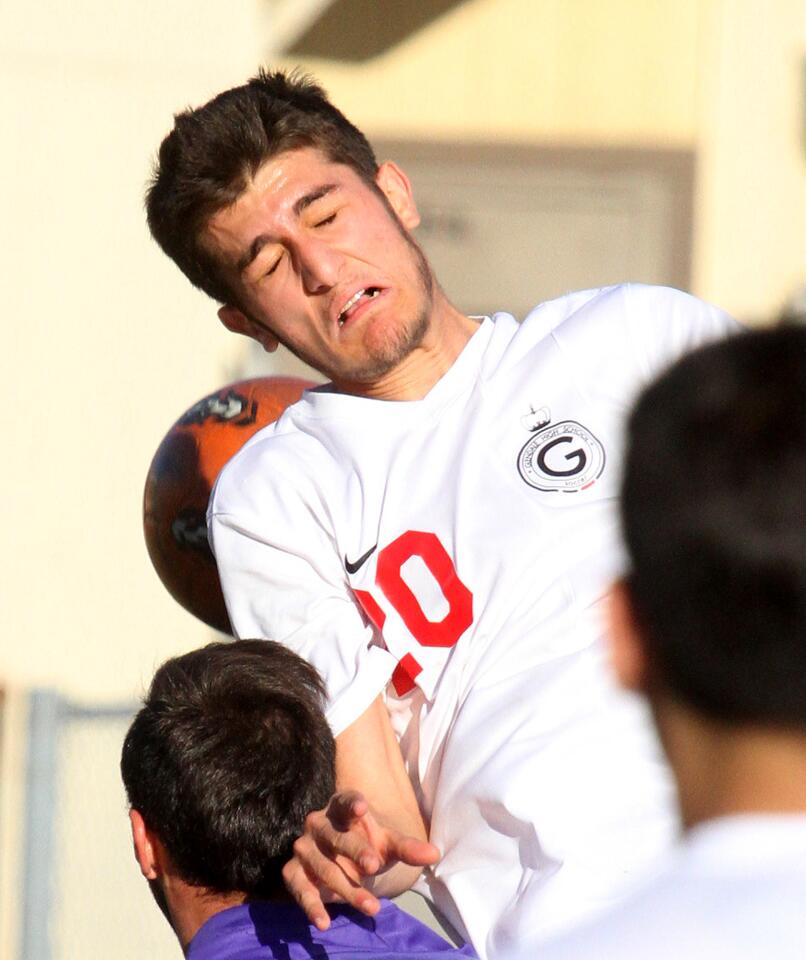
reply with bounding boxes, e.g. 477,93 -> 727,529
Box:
621,325 -> 806,727
146,68 -> 378,305
120,639 -> 335,897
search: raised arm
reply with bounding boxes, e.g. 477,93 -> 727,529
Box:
209,443 -> 439,926
283,694 -> 440,929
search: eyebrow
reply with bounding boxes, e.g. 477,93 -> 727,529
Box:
236,183 -> 339,276
294,183 -> 338,216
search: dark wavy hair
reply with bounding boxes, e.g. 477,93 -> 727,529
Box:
120,639 -> 335,897
146,68 -> 378,305
621,324 -> 806,727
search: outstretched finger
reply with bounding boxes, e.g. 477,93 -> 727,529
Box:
389,834 -> 441,868
282,858 -> 331,931
291,837 -> 382,912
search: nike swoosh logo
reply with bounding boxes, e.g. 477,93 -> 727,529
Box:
344,543 -> 378,575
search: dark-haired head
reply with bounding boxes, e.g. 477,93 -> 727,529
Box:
620,324 -> 806,728
146,68 -> 379,305
120,639 -> 335,898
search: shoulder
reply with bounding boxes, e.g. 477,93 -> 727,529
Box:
210,413 -> 330,521
523,283 -> 734,346
368,901 -> 476,955
504,283 -> 738,404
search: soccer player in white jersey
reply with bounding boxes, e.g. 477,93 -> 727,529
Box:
506,324 -> 806,960
145,69 -> 738,958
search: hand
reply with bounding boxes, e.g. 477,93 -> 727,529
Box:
282,790 -> 440,930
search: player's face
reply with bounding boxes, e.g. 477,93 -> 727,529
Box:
204,147 -> 436,392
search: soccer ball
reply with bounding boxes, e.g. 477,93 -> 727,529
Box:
143,376 -> 314,633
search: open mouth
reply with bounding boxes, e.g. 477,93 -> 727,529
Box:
338,287 -> 381,327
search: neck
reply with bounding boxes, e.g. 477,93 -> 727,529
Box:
162,877 -> 248,952
653,697 -> 806,830
335,293 -> 481,401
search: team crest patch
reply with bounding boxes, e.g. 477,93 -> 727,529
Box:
518,420 -> 606,493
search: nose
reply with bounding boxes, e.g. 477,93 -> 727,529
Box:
296,236 -> 341,294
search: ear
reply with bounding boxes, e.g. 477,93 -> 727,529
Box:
130,808 -> 159,880
218,305 -> 279,353
606,578 -> 649,693
375,161 -> 420,230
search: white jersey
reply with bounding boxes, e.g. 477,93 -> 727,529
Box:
210,284 -> 737,958
506,814 -> 806,960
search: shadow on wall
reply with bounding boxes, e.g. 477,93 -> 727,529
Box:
287,0 -> 468,62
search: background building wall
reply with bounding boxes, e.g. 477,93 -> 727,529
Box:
288,0 -> 702,147
694,0 -> 806,318
5,0 -> 803,702
1,4 -> 262,955
1,1 -> 804,957
1,0 -> 261,704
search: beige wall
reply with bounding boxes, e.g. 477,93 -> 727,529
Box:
288,0 -> 702,146
4,0 -> 801,702
289,0 -> 805,321
1,1 -> 262,702
1,5 -> 265,956
694,0 -> 806,319
1,2 -> 804,956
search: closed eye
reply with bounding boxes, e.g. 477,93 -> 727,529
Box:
263,253 -> 283,278
314,211 -> 337,228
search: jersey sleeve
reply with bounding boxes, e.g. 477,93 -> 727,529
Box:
623,282 -> 741,381
554,283 -> 741,409
208,443 -> 397,737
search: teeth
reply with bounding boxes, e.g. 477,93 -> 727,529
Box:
339,289 -> 365,325
338,288 -> 378,327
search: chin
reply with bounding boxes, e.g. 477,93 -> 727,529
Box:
357,310 -> 430,379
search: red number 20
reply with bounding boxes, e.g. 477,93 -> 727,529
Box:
355,530 -> 473,648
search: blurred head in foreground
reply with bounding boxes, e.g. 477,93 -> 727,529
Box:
610,324 -> 806,826
120,639 -> 335,947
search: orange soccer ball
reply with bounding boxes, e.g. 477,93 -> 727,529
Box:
143,376 -> 314,633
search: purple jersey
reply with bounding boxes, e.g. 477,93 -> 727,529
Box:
186,900 -> 478,960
